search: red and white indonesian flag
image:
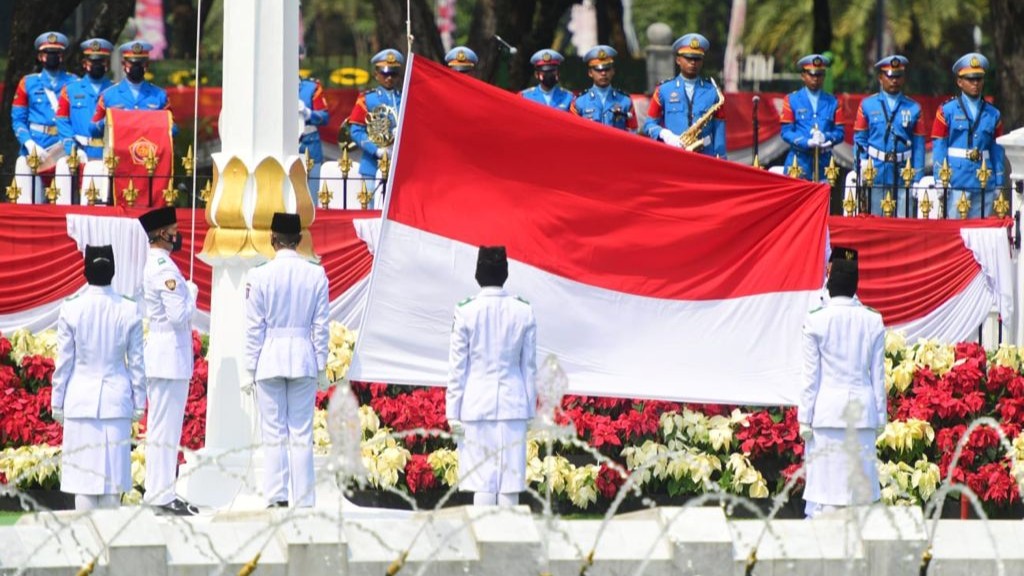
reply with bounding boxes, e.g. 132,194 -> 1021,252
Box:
349,57 -> 830,405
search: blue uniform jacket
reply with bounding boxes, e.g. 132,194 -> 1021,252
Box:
11,70 -> 78,153
519,85 -> 573,112
570,86 -> 637,132
780,88 -> 845,181
348,87 -> 402,177
853,93 -> 927,186
89,80 -> 175,136
932,96 -> 1005,194
57,77 -> 113,159
299,77 -> 330,164
642,76 -> 726,158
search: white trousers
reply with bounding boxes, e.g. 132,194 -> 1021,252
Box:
256,377 -> 316,507
144,378 -> 189,506
75,494 -> 120,511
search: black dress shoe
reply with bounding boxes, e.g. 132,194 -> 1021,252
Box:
155,498 -> 199,516
267,500 -> 289,509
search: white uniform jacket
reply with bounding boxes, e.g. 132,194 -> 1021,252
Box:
142,247 -> 195,380
799,296 -> 887,429
52,285 -> 146,419
446,287 -> 538,423
244,249 -> 330,380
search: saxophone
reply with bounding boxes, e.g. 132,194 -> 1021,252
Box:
680,78 -> 725,152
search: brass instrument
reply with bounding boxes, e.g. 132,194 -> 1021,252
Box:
366,104 -> 399,149
681,78 -> 725,152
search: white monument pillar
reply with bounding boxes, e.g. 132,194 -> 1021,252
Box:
997,127 -> 1024,346
178,0 -> 317,508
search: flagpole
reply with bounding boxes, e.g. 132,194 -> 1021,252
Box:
406,0 -> 413,55
188,0 -> 204,281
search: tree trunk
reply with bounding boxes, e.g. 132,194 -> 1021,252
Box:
811,0 -> 832,54
64,0 -> 136,66
1,0 -> 82,176
595,0 -> 627,53
371,0 -> 444,63
991,0 -> 1024,129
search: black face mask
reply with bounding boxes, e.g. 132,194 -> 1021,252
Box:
126,62 -> 146,83
87,62 -> 106,80
540,71 -> 558,89
43,53 -> 62,71
165,231 -> 183,252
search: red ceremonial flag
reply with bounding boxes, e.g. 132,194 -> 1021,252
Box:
106,108 -> 175,207
349,56 -> 830,405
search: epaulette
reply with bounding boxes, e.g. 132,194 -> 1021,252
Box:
457,296 -> 474,307
514,295 -> 531,305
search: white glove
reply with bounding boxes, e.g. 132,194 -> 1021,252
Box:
659,129 -> 683,148
806,134 -> 823,148
75,148 -> 89,166
375,146 -> 392,159
24,139 -> 48,160
818,139 -> 833,149
186,280 -> 199,301
132,408 -> 146,423
51,407 -> 64,424
241,369 -> 256,395
448,419 -> 465,439
299,100 -> 311,120
798,423 -> 813,442
317,369 -> 331,391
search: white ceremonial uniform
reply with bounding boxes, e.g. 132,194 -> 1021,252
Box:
799,296 -> 886,515
245,249 -> 330,507
446,287 -> 537,494
52,285 -> 145,496
141,247 -> 196,506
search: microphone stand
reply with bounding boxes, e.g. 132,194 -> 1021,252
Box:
752,96 -> 761,168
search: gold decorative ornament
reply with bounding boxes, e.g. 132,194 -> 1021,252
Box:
358,180 -> 373,210
900,156 -> 915,188
304,148 -> 313,173
199,180 -> 213,202
786,156 -> 803,179
919,189 -> 933,218
5,179 -> 22,202
681,79 -> 725,152
976,156 -> 992,190
378,149 -> 390,181
67,144 -> 81,171
26,148 -> 41,174
143,148 -> 159,177
824,156 -> 840,186
122,179 -> 140,207
238,552 -> 260,576
752,154 -> 761,169
338,145 -> 353,177
84,180 -> 101,206
862,158 -> 876,188
162,181 -> 178,205
181,145 -> 194,176
938,158 -> 952,188
44,180 -> 60,204
843,188 -> 857,216
957,190 -> 970,219
318,179 -> 333,207
994,190 -> 1010,218
881,191 -> 895,217
104,153 -> 120,176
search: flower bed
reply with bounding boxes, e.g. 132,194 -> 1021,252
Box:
2,327 -> 1023,516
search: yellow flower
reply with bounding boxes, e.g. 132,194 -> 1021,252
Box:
992,344 -> 1022,371
358,405 -> 380,436
427,449 -> 459,487
130,443 -> 147,488
567,464 -> 599,508
884,330 -> 907,356
707,415 -> 734,452
911,458 -> 940,501
0,445 -> 61,489
876,419 -> 935,453
913,339 -> 955,375
313,409 -> 331,455
325,322 -> 358,382
360,428 -> 410,488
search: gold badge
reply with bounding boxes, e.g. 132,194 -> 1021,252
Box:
48,33 -> 57,43
690,38 -> 701,49
386,53 -> 397,63
165,279 -> 177,291
813,56 -> 823,67
90,40 -> 100,51
457,50 -> 467,61
890,58 -> 901,69
970,56 -> 980,68
597,49 -> 607,59
132,42 -> 143,54
543,53 -> 552,62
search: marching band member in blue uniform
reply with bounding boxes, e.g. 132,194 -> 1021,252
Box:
90,41 -> 174,136
12,32 -> 76,163
780,54 -> 845,181
570,45 -> 637,132
57,38 -> 114,163
643,33 -> 726,158
931,53 -> 1005,218
445,46 -> 478,75
298,78 -> 330,165
347,49 -> 403,185
519,49 -> 573,111
852,55 -> 926,216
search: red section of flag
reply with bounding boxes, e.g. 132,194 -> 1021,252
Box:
107,109 -> 175,208
829,216 -> 1010,325
388,57 -> 830,301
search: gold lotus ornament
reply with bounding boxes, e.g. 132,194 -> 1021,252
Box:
318,179 -> 333,207
824,156 -> 840,186
67,144 -> 81,172
44,181 -> 60,204
122,179 -> 140,207
143,148 -> 159,177
5,180 -> 22,202
976,157 -> 992,191
84,180 -> 101,206
181,145 -> 194,176
26,148 -> 41,174
956,191 -> 970,219
994,190 -> 1010,218
785,156 -> 803,179
843,188 -> 857,216
918,189 -> 932,218
881,191 -> 895,217
162,181 -> 178,205
862,158 -> 877,188
358,180 -> 373,210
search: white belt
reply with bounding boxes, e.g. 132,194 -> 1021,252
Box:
866,146 -> 908,163
302,125 -> 319,136
947,147 -> 990,161
74,135 -> 104,147
267,327 -> 309,337
699,135 -> 711,148
29,122 -> 58,135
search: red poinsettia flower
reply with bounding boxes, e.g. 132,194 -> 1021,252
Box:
404,453 -> 438,494
0,335 -> 12,362
596,462 -> 626,499
20,355 -> 55,390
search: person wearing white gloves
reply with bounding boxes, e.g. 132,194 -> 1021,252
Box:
52,245 -> 145,511
798,247 -> 886,518
447,246 -> 538,507
138,206 -> 200,516
244,212 -> 330,509
780,54 -> 845,181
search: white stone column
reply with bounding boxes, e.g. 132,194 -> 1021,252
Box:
177,0 -> 316,508
997,127 -> 1024,346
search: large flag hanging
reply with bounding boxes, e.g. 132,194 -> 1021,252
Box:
349,56 -> 830,405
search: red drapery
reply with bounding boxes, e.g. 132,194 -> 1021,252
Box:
828,216 -> 1012,325
0,205 -> 377,314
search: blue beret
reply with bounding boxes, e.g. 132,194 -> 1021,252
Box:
80,38 -> 113,59
583,45 -> 617,68
672,33 -> 710,58
952,52 -> 989,78
874,55 -> 909,76
35,32 -> 69,51
530,49 -> 564,70
371,49 -> 405,70
445,46 -> 478,70
120,41 -> 154,60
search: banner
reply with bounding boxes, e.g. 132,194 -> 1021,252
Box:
106,109 -> 175,208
